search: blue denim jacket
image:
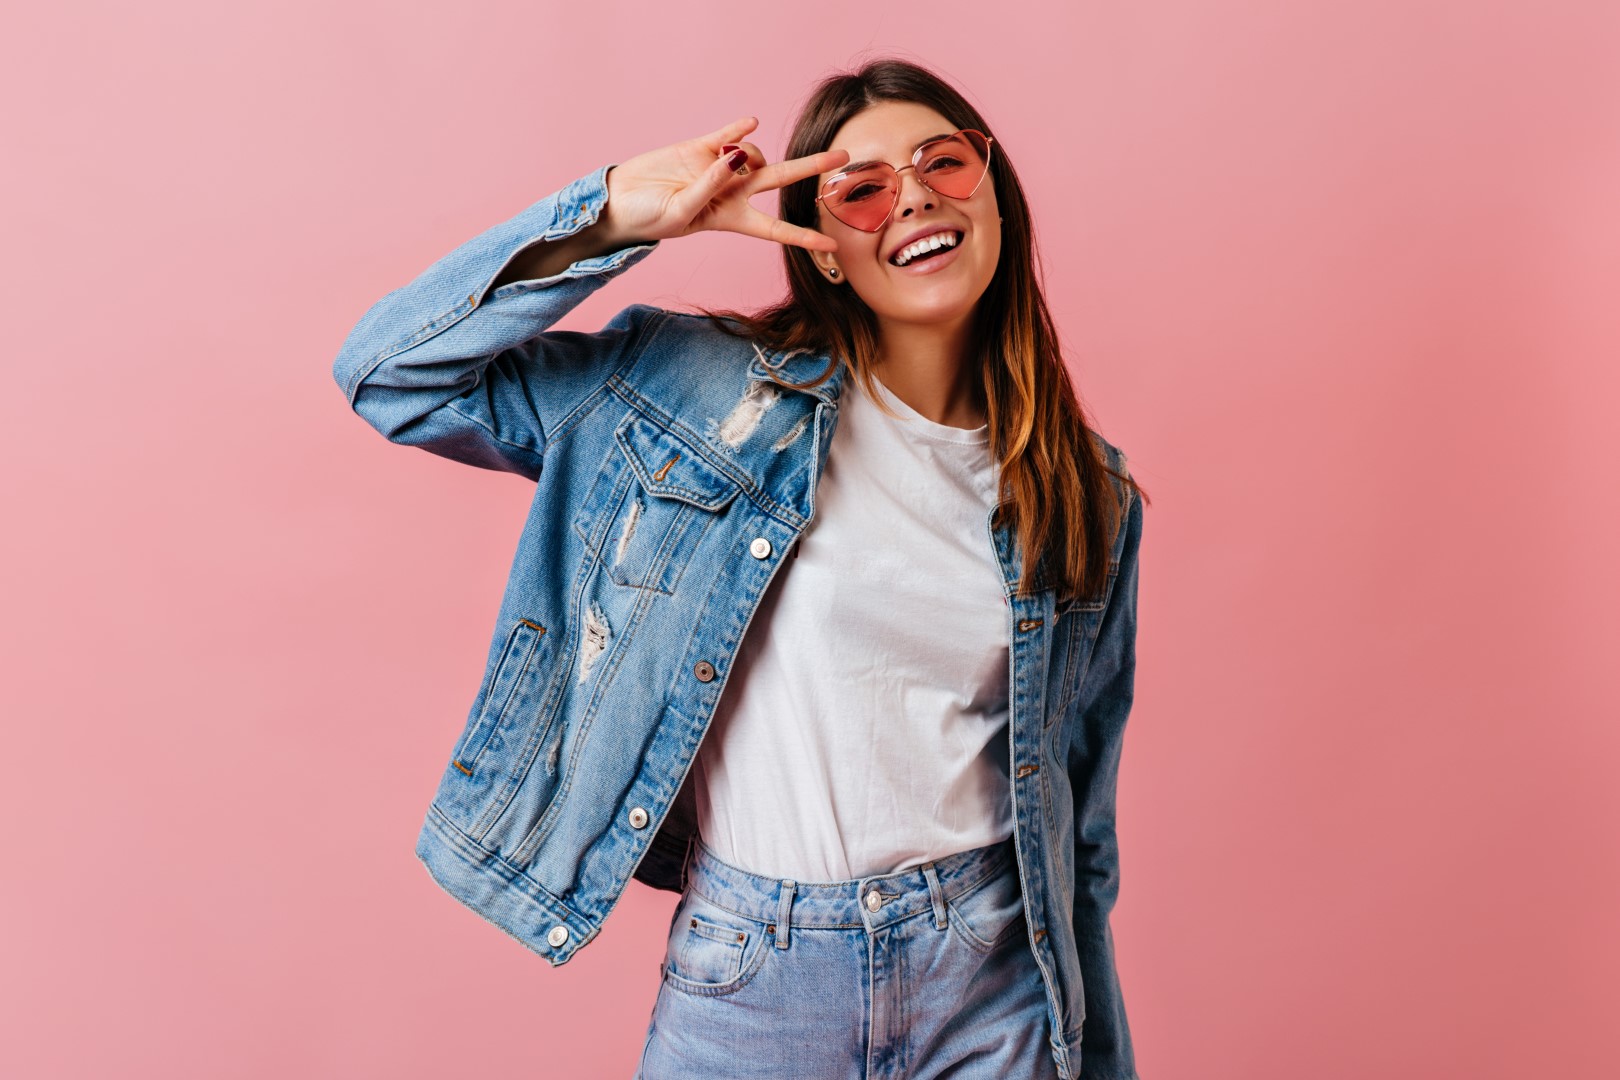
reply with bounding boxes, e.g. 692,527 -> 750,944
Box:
332,164 -> 1143,1080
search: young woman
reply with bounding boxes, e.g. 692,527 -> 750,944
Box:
335,58 -> 1146,1080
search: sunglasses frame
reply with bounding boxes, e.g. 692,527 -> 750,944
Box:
813,129 -> 996,234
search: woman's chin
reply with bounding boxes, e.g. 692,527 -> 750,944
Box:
864,275 -> 991,326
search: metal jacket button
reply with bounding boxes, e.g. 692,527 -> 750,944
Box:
628,807 -> 649,829
547,925 -> 569,948
865,889 -> 882,912
749,537 -> 772,559
693,661 -> 716,682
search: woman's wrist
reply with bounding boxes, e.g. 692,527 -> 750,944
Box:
596,164 -> 645,250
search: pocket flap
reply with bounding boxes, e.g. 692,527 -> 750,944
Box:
616,415 -> 741,512
1056,559 -> 1120,617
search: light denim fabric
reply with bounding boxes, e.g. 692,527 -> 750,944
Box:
637,836 -> 1058,1079
331,163 -> 1144,1080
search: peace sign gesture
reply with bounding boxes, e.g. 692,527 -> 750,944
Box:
598,116 -> 850,254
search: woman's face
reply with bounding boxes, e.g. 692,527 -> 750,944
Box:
812,101 -> 1002,330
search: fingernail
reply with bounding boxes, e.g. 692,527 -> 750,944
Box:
727,150 -> 748,172
721,144 -> 740,154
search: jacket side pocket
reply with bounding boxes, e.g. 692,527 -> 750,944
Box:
452,618 -> 548,777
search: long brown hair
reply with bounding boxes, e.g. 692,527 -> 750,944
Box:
687,58 -> 1148,603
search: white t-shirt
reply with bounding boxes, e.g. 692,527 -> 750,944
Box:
691,371 -> 1014,883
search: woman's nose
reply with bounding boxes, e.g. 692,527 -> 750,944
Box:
893,167 -> 936,217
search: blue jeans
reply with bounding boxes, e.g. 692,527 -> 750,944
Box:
635,836 -> 1061,1079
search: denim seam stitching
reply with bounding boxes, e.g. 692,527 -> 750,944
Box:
605,378 -> 807,532
537,307 -> 666,448
485,512 -> 611,849
660,922 -> 773,997
943,897 -> 1017,953
423,801 -> 587,925
453,620 -> 542,773
344,296 -> 473,402
680,849 -> 1014,933
684,884 -> 773,927
512,543 -> 661,861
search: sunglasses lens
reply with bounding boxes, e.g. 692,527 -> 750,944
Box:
915,130 -> 991,199
821,166 -> 898,232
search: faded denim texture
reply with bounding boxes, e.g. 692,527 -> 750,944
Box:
637,837 -> 1058,1079
331,163 -> 1143,1079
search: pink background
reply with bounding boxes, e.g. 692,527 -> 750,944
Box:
4,1 -> 1616,1077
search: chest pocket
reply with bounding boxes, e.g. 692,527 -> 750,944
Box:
573,413 -> 742,595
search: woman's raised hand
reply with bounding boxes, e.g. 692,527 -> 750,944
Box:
598,117 -> 850,254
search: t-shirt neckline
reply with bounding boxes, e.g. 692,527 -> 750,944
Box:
863,375 -> 990,446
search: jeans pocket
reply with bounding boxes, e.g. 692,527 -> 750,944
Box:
662,890 -> 770,996
946,862 -> 1028,953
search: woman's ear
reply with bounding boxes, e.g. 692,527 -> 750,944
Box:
811,251 -> 844,283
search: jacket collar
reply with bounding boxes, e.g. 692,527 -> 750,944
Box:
987,502 -> 1057,598
746,343 -> 848,404
746,342 -> 1051,598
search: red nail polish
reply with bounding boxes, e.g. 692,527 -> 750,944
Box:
721,144 -> 740,154
727,150 -> 747,171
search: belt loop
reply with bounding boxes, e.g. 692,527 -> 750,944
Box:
922,862 -> 948,930
678,834 -> 696,894
774,880 -> 797,950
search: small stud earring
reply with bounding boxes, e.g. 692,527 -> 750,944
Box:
829,268 -> 839,279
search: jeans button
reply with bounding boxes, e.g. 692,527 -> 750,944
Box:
547,925 -> 569,948
694,661 -> 716,682
628,806 -> 649,829
865,889 -> 882,912
749,537 -> 772,559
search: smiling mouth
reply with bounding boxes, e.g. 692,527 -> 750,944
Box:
889,230 -> 965,267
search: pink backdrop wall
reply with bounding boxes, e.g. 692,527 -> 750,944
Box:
4,1 -> 1616,1076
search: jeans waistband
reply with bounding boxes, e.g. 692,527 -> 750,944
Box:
683,835 -> 1018,936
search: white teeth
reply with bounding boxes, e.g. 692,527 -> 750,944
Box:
891,231 -> 961,266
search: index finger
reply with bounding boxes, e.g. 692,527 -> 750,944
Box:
742,148 -> 852,195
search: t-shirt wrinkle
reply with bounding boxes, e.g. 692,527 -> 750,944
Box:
692,373 -> 1013,883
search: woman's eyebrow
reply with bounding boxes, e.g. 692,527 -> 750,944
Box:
839,133 -> 956,173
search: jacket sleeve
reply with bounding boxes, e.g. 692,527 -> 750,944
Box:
331,163 -> 661,480
1067,476 -> 1143,1079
